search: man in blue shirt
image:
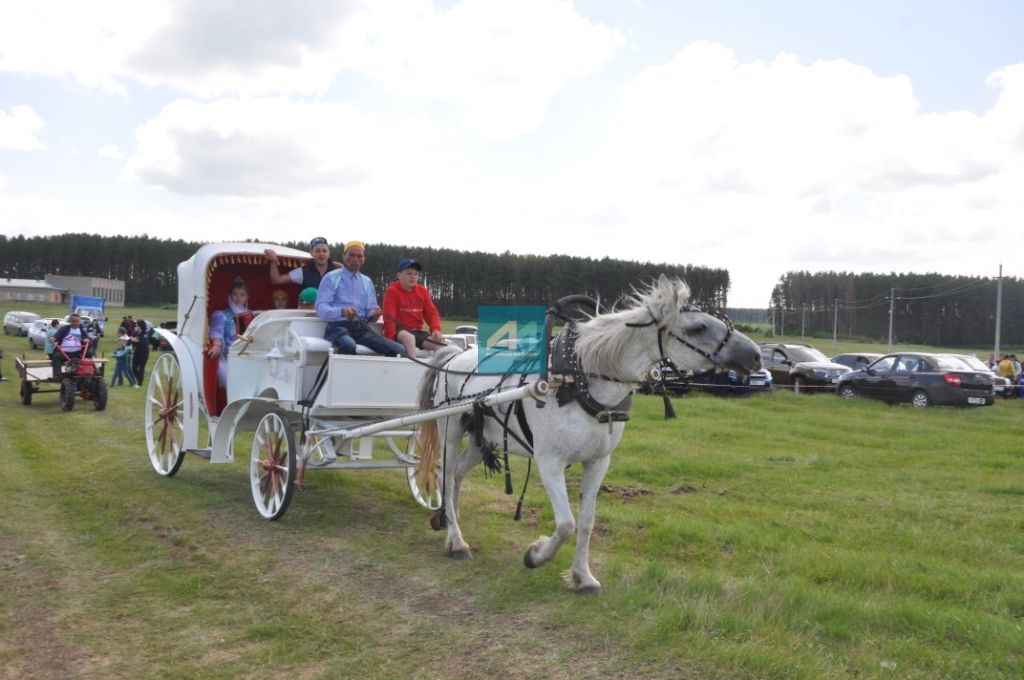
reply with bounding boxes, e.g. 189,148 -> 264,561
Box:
316,241 -> 405,356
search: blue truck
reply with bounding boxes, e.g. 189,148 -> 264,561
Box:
68,295 -> 107,337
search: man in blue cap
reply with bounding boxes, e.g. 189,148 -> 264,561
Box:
264,237 -> 339,290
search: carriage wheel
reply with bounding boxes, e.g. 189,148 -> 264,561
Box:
61,379 -> 76,411
93,380 -> 108,411
404,435 -> 442,510
145,352 -> 186,477
20,380 -> 32,405
250,412 -> 296,520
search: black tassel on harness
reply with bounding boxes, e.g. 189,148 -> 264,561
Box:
503,452 -> 513,495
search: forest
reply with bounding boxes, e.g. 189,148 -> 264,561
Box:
771,270 -> 1023,347
4,234 -> 1019,346
0,234 -> 730,317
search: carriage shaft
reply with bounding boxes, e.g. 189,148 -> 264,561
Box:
313,380 -> 548,441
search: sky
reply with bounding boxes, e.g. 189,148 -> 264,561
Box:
1,0 -> 1023,307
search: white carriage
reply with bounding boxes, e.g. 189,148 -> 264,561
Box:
146,243 -> 546,520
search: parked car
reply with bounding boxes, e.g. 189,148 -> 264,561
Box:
953,354 -> 1014,398
830,352 -> 883,371
690,366 -> 773,397
4,310 -> 40,336
27,318 -> 61,349
836,352 -> 994,408
454,325 -> 477,335
760,343 -> 851,393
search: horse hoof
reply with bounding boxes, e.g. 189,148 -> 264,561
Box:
450,549 -> 473,561
523,548 -> 539,569
575,584 -> 602,595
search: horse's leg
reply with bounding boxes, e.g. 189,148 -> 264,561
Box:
564,454 -> 611,594
523,455 -> 575,570
441,420 -> 477,560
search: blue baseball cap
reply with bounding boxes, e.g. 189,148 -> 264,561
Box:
397,258 -> 422,272
309,236 -> 328,248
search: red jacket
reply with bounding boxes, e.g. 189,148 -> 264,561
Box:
382,281 -> 441,340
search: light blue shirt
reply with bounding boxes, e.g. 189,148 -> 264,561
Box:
316,268 -> 378,322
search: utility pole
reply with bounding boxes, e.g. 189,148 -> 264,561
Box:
994,264 -> 1003,359
781,306 -> 785,338
887,288 -> 895,353
832,298 -> 839,348
800,304 -> 806,338
770,304 -> 776,336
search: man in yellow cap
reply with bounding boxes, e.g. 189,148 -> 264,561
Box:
315,241 -> 405,356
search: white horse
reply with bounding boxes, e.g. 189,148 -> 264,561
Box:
416,275 -> 762,593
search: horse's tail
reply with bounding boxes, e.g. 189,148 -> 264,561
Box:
415,345 -> 463,495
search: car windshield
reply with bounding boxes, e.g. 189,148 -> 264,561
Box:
786,346 -> 829,363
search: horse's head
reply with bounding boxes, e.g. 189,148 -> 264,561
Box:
649,275 -> 762,377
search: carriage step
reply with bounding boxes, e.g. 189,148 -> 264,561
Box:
316,460 -> 412,470
186,448 -> 212,459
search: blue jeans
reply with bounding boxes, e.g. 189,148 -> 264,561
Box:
324,320 -> 405,357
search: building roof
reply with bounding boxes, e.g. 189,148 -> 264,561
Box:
0,278 -> 65,291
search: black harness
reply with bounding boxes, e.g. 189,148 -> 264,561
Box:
550,324 -> 632,424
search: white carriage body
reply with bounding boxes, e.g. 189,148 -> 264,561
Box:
159,242 -> 432,461
147,241 -> 544,520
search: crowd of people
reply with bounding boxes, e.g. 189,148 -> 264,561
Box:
207,238 -> 445,386
989,352 -> 1024,397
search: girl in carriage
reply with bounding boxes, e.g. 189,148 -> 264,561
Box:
207,277 -> 254,387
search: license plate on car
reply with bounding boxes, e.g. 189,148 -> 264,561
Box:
967,397 -> 986,405
750,379 -> 764,386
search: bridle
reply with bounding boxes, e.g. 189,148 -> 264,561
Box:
626,303 -> 735,374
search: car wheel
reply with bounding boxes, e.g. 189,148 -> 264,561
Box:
838,384 -> 856,400
911,390 -> 931,409
792,376 -> 806,394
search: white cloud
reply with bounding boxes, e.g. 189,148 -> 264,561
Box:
0,2 -> 168,94
546,43 -> 1024,304
124,97 -> 446,198
0,105 -> 46,150
338,0 -> 625,137
1,0 -> 622,139
97,144 -> 125,160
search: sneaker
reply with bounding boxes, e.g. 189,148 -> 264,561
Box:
132,384 -> 141,389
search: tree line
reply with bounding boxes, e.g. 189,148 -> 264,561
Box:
0,234 -> 731,316
771,270 -> 1024,347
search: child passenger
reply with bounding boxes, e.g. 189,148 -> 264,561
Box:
382,258 -> 445,358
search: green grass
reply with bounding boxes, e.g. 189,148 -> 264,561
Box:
2,323 -> 1023,678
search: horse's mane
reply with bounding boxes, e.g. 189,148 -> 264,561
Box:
574,277 -> 690,381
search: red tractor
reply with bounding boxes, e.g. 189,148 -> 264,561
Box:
56,341 -> 108,412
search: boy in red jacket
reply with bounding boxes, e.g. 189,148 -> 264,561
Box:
382,258 -> 445,357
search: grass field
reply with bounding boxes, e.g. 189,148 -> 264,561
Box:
2,307 -> 1023,679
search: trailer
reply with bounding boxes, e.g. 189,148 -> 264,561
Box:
146,243 -> 547,520
16,353 -> 108,409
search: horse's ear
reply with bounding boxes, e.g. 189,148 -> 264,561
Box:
654,276 -> 680,325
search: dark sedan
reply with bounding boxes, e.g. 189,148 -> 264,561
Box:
836,352 -> 994,408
